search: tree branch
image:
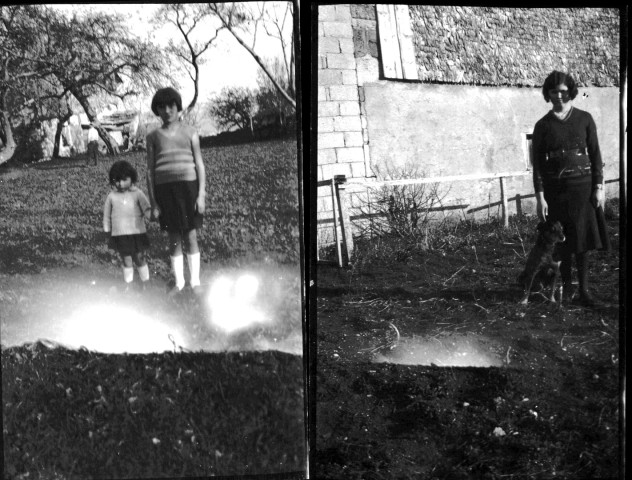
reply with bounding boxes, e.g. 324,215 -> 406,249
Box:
209,3 -> 295,110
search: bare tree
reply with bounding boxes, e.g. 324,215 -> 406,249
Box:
207,2 -> 296,111
1,5 -> 171,161
1,5 -> 44,162
257,2 -> 294,99
153,4 -> 223,117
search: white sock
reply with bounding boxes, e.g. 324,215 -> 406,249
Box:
187,252 -> 201,287
123,267 -> 134,284
138,264 -> 149,282
171,255 -> 185,289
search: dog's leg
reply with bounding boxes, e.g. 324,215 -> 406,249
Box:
551,261 -> 561,304
520,272 -> 537,305
549,276 -> 558,303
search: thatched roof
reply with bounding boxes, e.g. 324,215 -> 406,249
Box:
409,7 -> 620,87
99,110 -> 138,128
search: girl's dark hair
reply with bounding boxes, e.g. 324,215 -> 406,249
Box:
151,87 -> 183,115
542,71 -> 579,102
109,160 -> 138,185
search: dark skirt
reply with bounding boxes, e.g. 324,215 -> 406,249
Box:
544,180 -> 610,254
155,181 -> 203,232
108,233 -> 150,256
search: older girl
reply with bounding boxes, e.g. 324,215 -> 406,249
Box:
146,87 -> 206,296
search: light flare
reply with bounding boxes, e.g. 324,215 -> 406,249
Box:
61,305 -> 187,354
374,334 -> 502,367
207,274 -> 267,333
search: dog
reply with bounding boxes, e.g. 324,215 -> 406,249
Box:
518,220 -> 566,305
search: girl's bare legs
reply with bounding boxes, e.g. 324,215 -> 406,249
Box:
168,232 -> 184,257
183,229 -> 199,254
132,252 -> 150,284
168,232 -> 185,291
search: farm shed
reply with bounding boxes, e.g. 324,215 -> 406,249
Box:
12,108 -> 141,163
77,109 -> 140,152
316,4 -> 622,259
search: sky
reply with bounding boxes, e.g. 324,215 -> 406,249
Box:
49,3 -> 292,111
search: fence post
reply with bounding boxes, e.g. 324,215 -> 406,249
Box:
334,175 -> 353,266
499,176 -> 508,228
330,178 -> 343,267
515,193 -> 522,217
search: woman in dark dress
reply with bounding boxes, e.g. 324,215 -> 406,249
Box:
532,70 -> 610,307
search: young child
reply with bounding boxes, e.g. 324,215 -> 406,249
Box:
145,87 -> 206,296
103,160 -> 152,290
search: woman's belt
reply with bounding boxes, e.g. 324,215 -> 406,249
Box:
545,147 -> 588,160
543,149 -> 592,179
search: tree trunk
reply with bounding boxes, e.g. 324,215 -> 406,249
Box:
0,90 -> 17,165
0,111 -> 17,165
68,85 -> 119,155
184,61 -> 200,118
52,111 -> 73,158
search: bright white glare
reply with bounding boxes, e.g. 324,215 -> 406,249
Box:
61,305 -> 186,354
209,276 -> 233,304
374,335 -> 502,367
207,274 -> 267,333
234,274 -> 259,302
252,331 -> 304,356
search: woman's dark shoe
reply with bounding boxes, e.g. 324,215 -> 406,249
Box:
167,284 -> 184,298
578,289 -> 601,308
562,282 -> 576,302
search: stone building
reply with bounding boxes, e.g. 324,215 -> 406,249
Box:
316,5 -> 622,255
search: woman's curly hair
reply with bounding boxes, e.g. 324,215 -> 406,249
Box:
151,87 -> 183,116
109,160 -> 138,185
542,71 -> 579,102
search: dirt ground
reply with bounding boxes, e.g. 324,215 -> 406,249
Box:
312,216 -> 622,479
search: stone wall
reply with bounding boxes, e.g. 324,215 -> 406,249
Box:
363,83 -> 620,216
410,6 -> 620,87
317,4 -> 372,250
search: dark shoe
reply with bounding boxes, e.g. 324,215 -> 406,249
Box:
562,282 -> 576,302
192,285 -> 205,296
167,285 -> 184,298
578,289 -> 601,308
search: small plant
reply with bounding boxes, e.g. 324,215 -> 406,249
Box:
604,196 -> 620,221
354,163 -> 451,245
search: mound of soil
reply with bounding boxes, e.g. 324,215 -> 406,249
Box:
2,342 -> 305,479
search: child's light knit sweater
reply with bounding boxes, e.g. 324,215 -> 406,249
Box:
150,125 -> 197,185
103,187 -> 151,236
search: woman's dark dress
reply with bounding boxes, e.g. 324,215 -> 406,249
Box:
532,107 -> 610,254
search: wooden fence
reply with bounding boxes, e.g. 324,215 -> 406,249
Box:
318,171 -> 617,267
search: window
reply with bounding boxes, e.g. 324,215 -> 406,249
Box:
523,133 -> 534,170
376,5 -> 418,80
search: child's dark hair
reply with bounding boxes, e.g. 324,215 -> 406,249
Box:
109,160 -> 138,185
542,70 -> 579,102
151,87 -> 183,115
